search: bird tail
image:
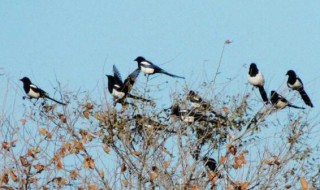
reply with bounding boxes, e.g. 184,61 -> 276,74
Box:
288,104 -> 305,110
160,69 -> 185,79
44,95 -> 66,105
128,93 -> 153,103
298,88 -> 313,107
258,86 -> 269,104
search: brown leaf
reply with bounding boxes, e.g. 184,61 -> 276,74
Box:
85,103 -> 94,110
103,145 -> 110,153
88,184 -> 97,190
70,170 -> 78,180
122,179 -> 129,187
83,111 -> 90,119
120,163 -> 126,172
233,153 -> 246,169
1,173 -> 9,184
208,171 -> 217,181
54,177 -> 67,186
131,151 -> 142,156
20,156 -> 29,167
240,182 -> 250,190
38,128 -> 52,139
99,170 -> 104,179
300,177 -> 308,190
20,118 -> 27,125
58,114 -> 67,123
9,169 -> 18,182
222,107 -> 230,114
162,161 -> 169,169
87,133 -> 93,142
2,141 -> 9,151
84,156 -> 94,169
227,144 -> 237,155
33,164 -> 45,173
219,156 -> 226,164
148,172 -> 158,180
191,184 -> 200,190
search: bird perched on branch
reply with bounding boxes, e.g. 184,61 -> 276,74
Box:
286,70 -> 313,108
106,65 -> 151,105
202,157 -> 217,172
134,56 -> 185,79
187,90 -> 211,111
170,103 -> 218,124
270,90 -> 304,110
247,63 -> 269,104
20,77 -> 66,105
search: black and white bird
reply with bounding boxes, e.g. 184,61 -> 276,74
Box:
20,77 -> 66,105
106,65 -> 151,105
187,90 -> 211,111
134,56 -> 185,79
202,157 -> 217,172
286,70 -> 313,108
270,90 -> 304,110
170,103 -> 217,124
247,63 -> 269,104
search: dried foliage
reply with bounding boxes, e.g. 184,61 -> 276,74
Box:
0,64 -> 319,189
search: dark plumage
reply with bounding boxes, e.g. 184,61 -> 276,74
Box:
203,157 -> 217,172
170,103 -> 218,124
286,70 -> 313,107
134,56 -> 185,79
106,65 -> 151,105
247,63 -> 269,104
20,77 -> 66,105
270,90 -> 304,110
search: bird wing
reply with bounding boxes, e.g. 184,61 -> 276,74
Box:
30,84 -> 47,96
113,65 -> 124,85
123,68 -> 140,93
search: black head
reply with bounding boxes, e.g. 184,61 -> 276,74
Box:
270,90 -> 277,97
20,77 -> 31,84
188,90 -> 196,96
134,56 -> 146,63
286,70 -> 296,77
248,63 -> 258,75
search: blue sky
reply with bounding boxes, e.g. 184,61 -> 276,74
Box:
1,1 -> 320,98
1,1 -> 320,187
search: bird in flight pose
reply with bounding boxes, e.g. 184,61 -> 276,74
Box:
20,77 -> 66,105
134,56 -> 185,79
286,70 -> 313,108
106,65 -> 151,105
270,90 -> 304,110
247,63 -> 269,104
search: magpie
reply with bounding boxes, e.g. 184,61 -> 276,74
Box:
286,70 -> 313,107
247,63 -> 269,104
187,90 -> 211,111
202,157 -> 217,172
133,114 -> 165,131
20,77 -> 66,105
270,90 -> 305,110
134,56 -> 185,79
170,103 -> 218,124
106,65 -> 151,105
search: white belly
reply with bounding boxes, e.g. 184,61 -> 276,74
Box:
275,101 -> 288,109
181,115 -> 194,123
28,89 -> 40,98
247,72 -> 264,86
141,66 -> 155,74
112,89 -> 125,99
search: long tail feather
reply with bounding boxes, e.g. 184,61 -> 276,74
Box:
258,86 -> 269,104
45,95 -> 66,105
160,70 -> 185,79
288,104 -> 305,109
128,93 -> 153,103
298,88 -> 313,107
